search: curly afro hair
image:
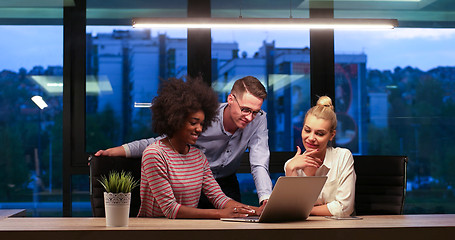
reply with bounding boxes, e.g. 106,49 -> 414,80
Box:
151,77 -> 219,138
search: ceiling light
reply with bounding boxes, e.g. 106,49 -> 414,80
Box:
133,17 -> 398,30
134,102 -> 152,108
31,96 -> 48,110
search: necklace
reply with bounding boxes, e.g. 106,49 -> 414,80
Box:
167,138 -> 187,154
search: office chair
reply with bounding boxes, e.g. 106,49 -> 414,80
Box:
354,155 -> 407,215
89,155 -> 142,217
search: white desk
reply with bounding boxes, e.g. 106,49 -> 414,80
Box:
0,214 -> 454,240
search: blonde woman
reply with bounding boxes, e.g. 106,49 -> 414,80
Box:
284,96 -> 356,217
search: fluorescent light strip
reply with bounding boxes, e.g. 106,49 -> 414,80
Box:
47,83 -> 63,87
31,96 -> 48,110
134,102 -> 152,108
133,18 -> 398,30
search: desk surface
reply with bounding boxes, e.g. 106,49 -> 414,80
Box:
1,214 -> 454,240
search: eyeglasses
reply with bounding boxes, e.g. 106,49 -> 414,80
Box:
232,94 -> 263,117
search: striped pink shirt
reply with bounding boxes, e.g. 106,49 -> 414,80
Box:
138,140 -> 231,218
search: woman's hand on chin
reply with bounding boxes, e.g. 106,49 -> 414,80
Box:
286,146 -> 322,176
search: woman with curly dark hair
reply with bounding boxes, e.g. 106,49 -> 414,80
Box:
138,77 -> 257,219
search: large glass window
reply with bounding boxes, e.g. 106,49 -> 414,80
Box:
335,28 -> 455,213
0,26 -> 63,216
3,0 -> 453,217
85,27 -> 188,152
85,1 -> 188,153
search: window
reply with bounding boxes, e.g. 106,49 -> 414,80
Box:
335,28 -> 455,213
85,1 -> 188,154
85,27 -> 188,154
3,0 -> 453,217
0,25 -> 63,216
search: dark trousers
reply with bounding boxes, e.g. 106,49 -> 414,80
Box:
198,173 -> 241,209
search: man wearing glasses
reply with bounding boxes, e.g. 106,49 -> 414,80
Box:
95,76 -> 272,209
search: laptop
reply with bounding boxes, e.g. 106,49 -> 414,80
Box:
221,176 -> 327,223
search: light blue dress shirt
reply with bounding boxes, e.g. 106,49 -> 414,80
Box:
123,103 -> 272,203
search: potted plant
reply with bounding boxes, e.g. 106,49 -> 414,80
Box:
98,171 -> 140,227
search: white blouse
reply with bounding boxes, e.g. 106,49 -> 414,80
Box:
284,147 -> 356,217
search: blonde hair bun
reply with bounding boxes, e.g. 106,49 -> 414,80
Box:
316,96 -> 334,111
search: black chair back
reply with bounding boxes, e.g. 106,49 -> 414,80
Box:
89,155 -> 142,217
354,155 -> 407,215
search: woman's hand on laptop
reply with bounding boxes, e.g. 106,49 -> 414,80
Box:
220,201 -> 258,218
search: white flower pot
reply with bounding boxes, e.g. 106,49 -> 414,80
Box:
104,192 -> 131,227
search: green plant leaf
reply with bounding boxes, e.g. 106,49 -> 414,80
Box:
97,170 -> 140,193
